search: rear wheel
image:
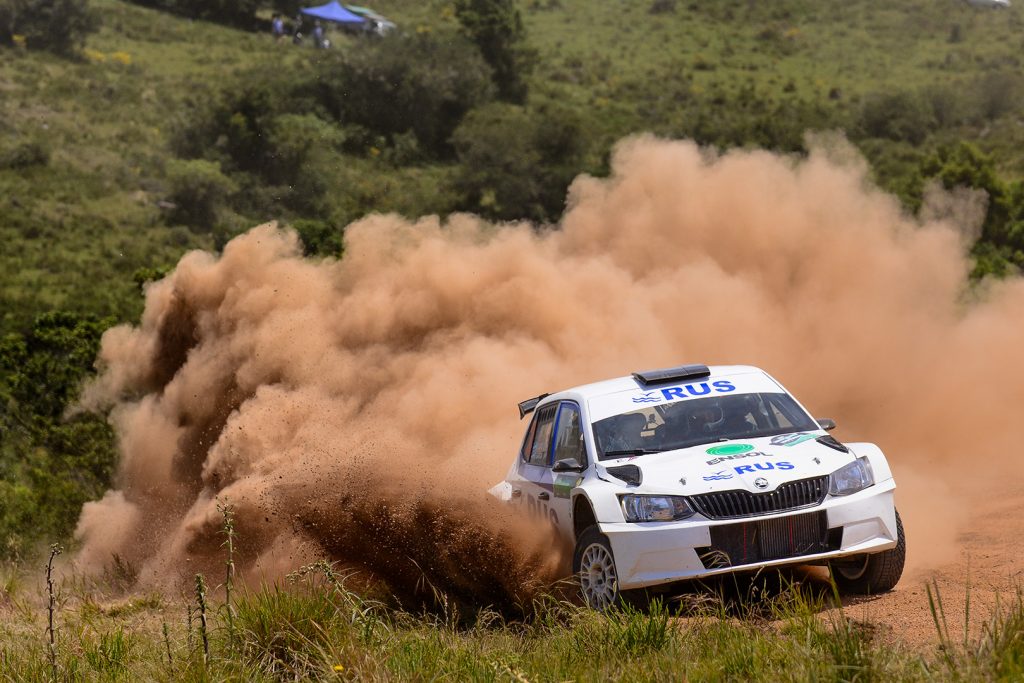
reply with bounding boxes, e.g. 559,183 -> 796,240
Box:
831,508 -> 906,595
573,526 -> 649,610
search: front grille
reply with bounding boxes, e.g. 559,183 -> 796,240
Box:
689,474 -> 829,520
696,511 -> 839,569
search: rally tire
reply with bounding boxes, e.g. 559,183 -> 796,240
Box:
573,525 -> 648,610
831,509 -> 906,595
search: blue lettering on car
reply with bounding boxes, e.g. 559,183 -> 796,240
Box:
734,461 -> 794,474
660,380 -> 736,402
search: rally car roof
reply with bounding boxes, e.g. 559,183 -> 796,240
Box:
520,364 -> 768,418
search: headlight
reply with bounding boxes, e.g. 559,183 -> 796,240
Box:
620,495 -> 694,522
829,457 -> 874,496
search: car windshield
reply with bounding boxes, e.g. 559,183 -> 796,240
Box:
592,392 -> 818,460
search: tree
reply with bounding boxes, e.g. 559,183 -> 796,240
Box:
308,33 -> 494,156
454,0 -> 535,103
451,102 -> 591,222
0,0 -> 99,56
121,0 -> 260,27
921,143 -> 1007,244
0,312 -> 116,559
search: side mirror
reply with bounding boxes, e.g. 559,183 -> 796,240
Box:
816,418 -> 836,431
553,458 -> 585,473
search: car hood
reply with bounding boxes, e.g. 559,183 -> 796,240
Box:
598,432 -> 854,495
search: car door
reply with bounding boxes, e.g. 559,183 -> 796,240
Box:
511,403 -> 559,530
510,401 -> 586,538
548,401 -> 587,539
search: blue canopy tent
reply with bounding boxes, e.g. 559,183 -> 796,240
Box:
300,1 -> 366,25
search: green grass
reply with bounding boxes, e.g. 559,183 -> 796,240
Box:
1,562 -> 1023,681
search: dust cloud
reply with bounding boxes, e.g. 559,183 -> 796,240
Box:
75,135 -> 1024,604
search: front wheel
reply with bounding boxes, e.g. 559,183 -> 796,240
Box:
573,526 -> 649,610
830,508 -> 906,595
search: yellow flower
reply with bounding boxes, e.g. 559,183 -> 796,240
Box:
369,147 -> 380,157
333,664 -> 345,671
83,48 -> 106,63
12,34 -> 26,47
111,51 -> 132,65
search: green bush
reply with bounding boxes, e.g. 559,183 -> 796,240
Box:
451,101 -> 591,222
856,90 -> 937,145
123,0 -> 261,27
455,0 -> 536,103
0,0 -> 99,56
0,138 -> 49,169
0,312 -> 116,560
289,218 -> 344,257
308,32 -> 494,157
165,158 -> 237,230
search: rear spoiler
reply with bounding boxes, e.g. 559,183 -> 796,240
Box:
518,393 -> 550,420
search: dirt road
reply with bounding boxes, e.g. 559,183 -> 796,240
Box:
835,478 -> 1024,650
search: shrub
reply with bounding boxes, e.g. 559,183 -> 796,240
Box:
0,0 -> 99,56
451,101 -> 591,222
289,218 -> 344,257
165,158 -> 237,229
308,33 -> 494,157
455,0 -> 535,103
856,90 -> 936,145
123,0 -> 260,27
0,312 -> 116,560
0,138 -> 49,169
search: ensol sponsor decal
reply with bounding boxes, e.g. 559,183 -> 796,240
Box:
705,443 -> 754,456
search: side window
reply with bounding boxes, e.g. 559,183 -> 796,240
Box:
527,404 -> 558,466
519,415 -> 538,462
552,403 -> 586,466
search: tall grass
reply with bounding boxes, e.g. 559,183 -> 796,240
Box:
2,561 -> 1024,681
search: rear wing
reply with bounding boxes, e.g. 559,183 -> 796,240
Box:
632,364 -> 709,385
517,393 -> 550,420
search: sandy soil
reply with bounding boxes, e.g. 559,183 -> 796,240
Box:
834,479 -> 1024,650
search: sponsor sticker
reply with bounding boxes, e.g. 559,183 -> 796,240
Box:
553,474 -> 581,499
706,443 -> 754,456
631,380 -> 736,405
702,459 -> 795,480
732,461 -> 794,474
706,450 -> 768,466
770,432 -> 818,447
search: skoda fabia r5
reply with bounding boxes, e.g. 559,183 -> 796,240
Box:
491,364 -> 905,609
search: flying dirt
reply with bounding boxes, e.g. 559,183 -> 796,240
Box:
73,135 -> 1024,613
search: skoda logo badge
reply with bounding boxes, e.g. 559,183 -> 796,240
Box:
754,477 -> 769,489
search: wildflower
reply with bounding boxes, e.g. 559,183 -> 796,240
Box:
12,34 -> 26,48
111,51 -> 132,65
84,48 -> 106,63
333,664 -> 345,671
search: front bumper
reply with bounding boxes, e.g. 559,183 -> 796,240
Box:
601,479 -> 898,590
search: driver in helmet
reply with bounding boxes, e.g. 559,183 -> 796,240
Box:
688,399 -> 725,435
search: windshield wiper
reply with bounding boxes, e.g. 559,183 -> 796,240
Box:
602,448 -> 664,458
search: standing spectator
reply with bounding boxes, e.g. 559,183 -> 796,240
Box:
312,20 -> 325,48
271,13 -> 285,42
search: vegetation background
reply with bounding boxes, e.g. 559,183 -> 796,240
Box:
2,0 -> 1024,677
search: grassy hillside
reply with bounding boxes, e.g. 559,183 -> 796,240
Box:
3,0 -> 1024,333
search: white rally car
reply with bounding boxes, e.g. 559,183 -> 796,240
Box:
491,364 -> 905,609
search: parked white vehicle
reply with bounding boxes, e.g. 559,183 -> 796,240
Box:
491,364 -> 906,609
